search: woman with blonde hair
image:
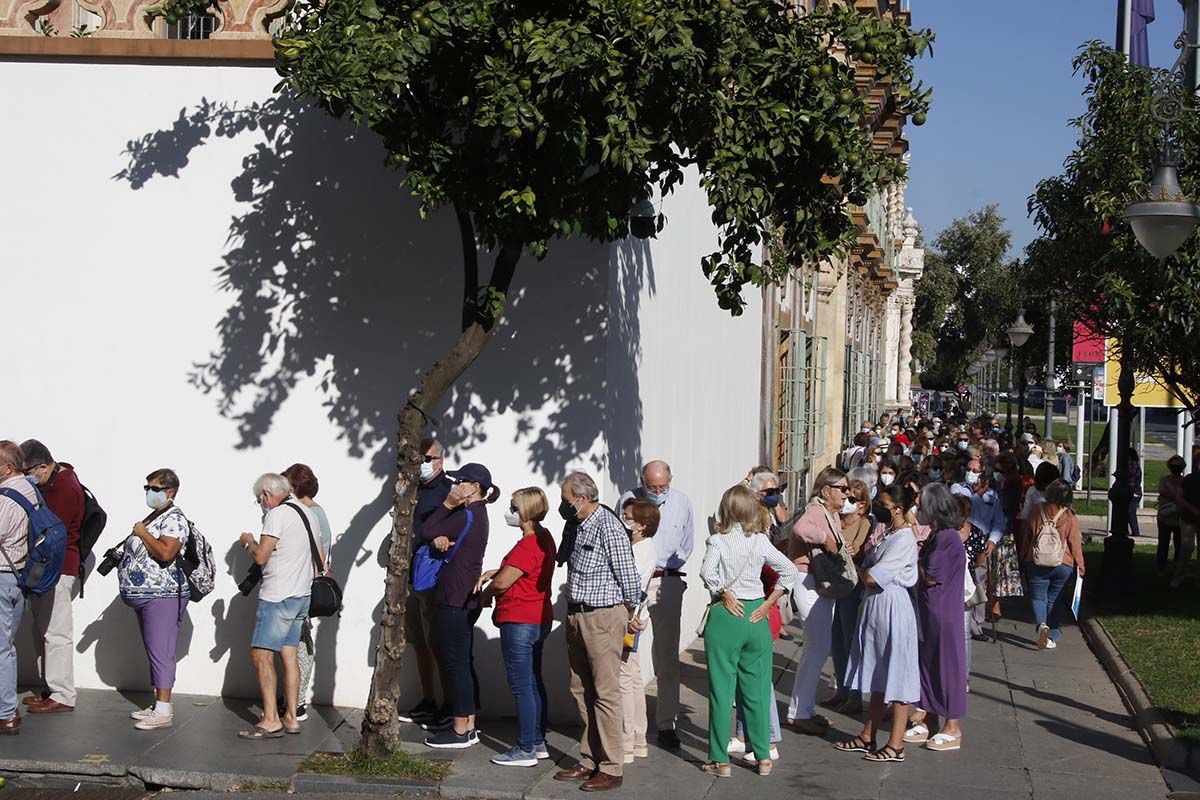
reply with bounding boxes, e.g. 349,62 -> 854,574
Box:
786,467 -> 849,735
700,485 -> 798,778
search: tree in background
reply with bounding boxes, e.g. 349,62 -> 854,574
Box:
911,205 -> 1021,390
272,0 -> 932,755
1027,42 -> 1200,420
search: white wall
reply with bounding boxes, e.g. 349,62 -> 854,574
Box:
0,61 -> 761,716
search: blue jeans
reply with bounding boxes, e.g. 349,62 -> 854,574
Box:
438,605 -> 482,718
735,686 -> 782,743
251,596 -> 309,652
1027,564 -> 1074,640
499,622 -> 550,751
0,573 -> 21,720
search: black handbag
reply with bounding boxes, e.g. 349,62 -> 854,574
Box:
285,502 -> 343,618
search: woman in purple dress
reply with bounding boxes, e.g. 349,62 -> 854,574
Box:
906,483 -> 967,752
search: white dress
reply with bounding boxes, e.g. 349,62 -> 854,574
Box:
844,526 -> 920,704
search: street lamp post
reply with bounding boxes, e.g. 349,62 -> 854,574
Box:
1003,309 -> 1032,441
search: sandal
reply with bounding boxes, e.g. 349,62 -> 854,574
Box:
863,744 -> 905,763
925,732 -> 962,752
238,725 -> 284,740
757,759 -> 773,777
284,726 -> 302,735
903,723 -> 929,743
700,762 -> 731,778
833,735 -> 874,754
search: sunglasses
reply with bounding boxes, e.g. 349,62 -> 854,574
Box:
422,455 -> 441,463
761,488 -> 781,497
144,485 -> 169,492
509,504 -> 518,513
829,484 -> 850,492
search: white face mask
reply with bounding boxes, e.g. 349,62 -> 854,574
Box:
146,489 -> 170,510
504,510 -> 521,528
965,470 -> 980,486
840,499 -> 858,515
880,473 -> 895,486
419,461 -> 436,481
1056,446 -> 1065,455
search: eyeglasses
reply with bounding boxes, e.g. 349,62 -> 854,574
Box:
144,484 -> 169,492
23,464 -> 46,476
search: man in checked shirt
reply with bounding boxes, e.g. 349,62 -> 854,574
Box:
553,472 -> 643,792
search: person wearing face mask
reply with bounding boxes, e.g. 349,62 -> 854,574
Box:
746,467 -> 790,548
925,456 -> 945,485
786,467 -> 850,735
951,460 -> 1007,637
0,441 -> 38,734
17,440 -> 84,715
877,464 -> 898,490
834,484 -> 919,763
399,438 -> 454,730
476,487 -> 556,767
826,480 -> 872,715
116,469 -> 191,730
418,463 -> 499,750
615,498 -> 659,766
237,473 -> 326,739
617,459 -> 694,749
555,472 -> 643,791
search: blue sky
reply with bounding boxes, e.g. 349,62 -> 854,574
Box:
905,0 -> 1185,256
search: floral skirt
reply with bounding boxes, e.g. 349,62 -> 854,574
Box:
989,534 -> 1024,598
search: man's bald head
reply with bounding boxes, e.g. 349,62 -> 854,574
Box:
642,460 -> 673,493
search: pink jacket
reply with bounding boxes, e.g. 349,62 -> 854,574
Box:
789,501 -> 839,573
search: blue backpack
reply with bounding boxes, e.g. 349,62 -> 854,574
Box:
0,482 -> 67,596
411,509 -> 474,593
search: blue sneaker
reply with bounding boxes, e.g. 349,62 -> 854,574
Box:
534,741 -> 551,760
491,745 -> 539,767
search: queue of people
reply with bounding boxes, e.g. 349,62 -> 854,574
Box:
0,413 -> 1108,782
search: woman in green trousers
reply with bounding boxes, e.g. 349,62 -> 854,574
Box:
700,485 -> 798,777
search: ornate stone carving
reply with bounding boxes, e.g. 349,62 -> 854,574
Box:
74,0 -> 155,36
0,0 -> 60,35
211,0 -> 288,38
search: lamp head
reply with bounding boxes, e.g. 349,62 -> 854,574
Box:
1123,150 -> 1200,260
1006,311 -> 1034,349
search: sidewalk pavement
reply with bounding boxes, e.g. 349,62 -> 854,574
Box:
0,602 -> 1179,799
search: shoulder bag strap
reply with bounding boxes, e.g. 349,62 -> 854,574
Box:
285,502 -> 326,577
441,508 -> 475,565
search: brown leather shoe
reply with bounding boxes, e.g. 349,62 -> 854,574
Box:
553,763 -> 596,782
0,714 -> 19,735
27,699 -> 73,714
580,773 -> 622,792
22,692 -> 48,706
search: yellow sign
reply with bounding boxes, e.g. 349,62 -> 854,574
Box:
1103,339 -> 1189,408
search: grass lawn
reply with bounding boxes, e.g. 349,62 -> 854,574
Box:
1083,542 -> 1200,742
299,750 -> 451,781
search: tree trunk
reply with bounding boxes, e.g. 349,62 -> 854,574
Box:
358,238 -> 521,757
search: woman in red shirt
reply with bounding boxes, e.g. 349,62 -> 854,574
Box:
477,487 -> 557,767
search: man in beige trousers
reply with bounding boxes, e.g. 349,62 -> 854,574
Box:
553,472 -> 644,792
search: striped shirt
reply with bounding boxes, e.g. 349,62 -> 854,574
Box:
701,527 -> 798,600
0,476 -> 36,572
566,505 -> 643,608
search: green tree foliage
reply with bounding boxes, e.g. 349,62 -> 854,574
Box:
1027,42 -> 1200,415
912,205 -> 1021,389
275,0 -> 932,313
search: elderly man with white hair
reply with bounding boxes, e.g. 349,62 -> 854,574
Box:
237,473 -> 325,740
618,459 -> 694,749
0,441 -> 36,735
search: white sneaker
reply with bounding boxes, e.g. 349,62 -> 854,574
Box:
1045,639 -> 1058,650
742,746 -> 780,763
130,706 -> 155,721
134,710 -> 174,730
727,737 -> 746,754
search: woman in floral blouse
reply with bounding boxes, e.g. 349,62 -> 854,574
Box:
119,468 -> 191,732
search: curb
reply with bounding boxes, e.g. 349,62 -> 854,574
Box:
1080,614 -> 1200,790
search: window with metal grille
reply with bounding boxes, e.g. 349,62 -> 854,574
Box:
164,13 -> 216,39
776,329 -> 828,489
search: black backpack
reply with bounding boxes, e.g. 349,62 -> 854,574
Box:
77,482 -> 108,596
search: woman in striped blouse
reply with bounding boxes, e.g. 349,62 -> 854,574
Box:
699,485 -> 798,778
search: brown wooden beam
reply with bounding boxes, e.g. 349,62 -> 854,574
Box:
0,35 -> 275,63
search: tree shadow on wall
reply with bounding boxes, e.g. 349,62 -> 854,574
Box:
114,94 -> 651,702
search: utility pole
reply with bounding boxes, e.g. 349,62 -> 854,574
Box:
1045,300 -> 1056,439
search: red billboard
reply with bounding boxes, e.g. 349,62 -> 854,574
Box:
1072,320 -> 1105,364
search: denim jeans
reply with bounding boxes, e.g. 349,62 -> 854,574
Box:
437,605 -> 482,718
735,685 -> 782,743
499,621 -> 550,751
0,573 -> 22,720
1027,564 -> 1074,640
830,586 -> 863,700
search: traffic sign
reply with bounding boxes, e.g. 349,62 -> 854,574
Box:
1071,362 -> 1101,382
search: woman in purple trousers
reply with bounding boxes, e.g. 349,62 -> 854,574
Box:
906,483 -> 967,752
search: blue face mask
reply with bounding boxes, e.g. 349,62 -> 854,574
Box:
761,494 -> 780,509
645,489 -> 668,505
912,453 -> 923,464
146,489 -> 170,510
930,469 -> 943,480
